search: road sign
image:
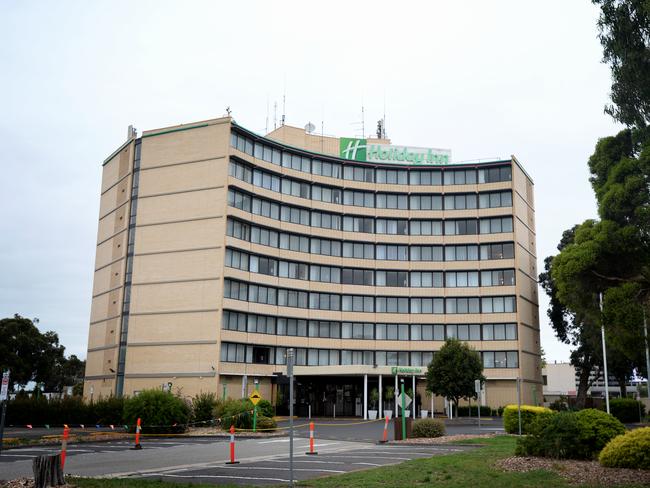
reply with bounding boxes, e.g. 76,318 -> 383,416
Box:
0,371 -> 9,401
249,389 -> 262,406
396,392 -> 411,409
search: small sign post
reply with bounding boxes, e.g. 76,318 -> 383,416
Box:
0,370 -> 10,455
475,379 -> 482,431
249,388 -> 262,432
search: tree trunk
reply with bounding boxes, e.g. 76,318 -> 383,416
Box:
33,454 -> 65,488
575,366 -> 592,409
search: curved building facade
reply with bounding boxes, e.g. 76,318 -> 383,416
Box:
84,116 -> 541,416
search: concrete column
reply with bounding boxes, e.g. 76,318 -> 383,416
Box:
412,376 -> 416,419
394,374 -> 398,414
379,375 -> 383,419
363,374 -> 368,420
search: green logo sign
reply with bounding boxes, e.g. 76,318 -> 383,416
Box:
339,138 -> 451,165
391,366 -> 425,375
339,137 -> 367,162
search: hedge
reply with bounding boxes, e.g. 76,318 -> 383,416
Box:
516,409 -> 625,460
412,418 -> 445,438
503,404 -> 551,434
599,427 -> 650,469
5,396 -> 125,427
456,405 -> 492,417
607,398 -> 646,423
123,389 -> 190,433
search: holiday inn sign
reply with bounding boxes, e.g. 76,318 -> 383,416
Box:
339,137 -> 452,165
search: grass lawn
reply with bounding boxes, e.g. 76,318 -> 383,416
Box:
69,436 -> 647,488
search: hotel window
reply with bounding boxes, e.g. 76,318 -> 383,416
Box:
377,193 -> 408,209
343,216 -> 375,233
444,219 -> 478,235
342,242 -> 374,259
444,193 -> 478,210
480,217 -> 514,234
376,244 -> 408,261
410,170 -> 442,185
411,246 -> 444,261
410,194 -> 443,210
444,245 -> 479,261
443,169 -> 477,185
445,271 -> 479,287
376,271 -> 409,287
410,220 -> 443,236
480,242 -> 515,260
410,271 -> 444,287
481,269 -> 516,286
481,296 -> 517,313
479,191 -> 513,208
376,297 -> 409,313
411,298 -> 444,314
445,298 -> 481,314
344,190 -> 374,208
478,166 -> 512,183
376,169 -> 408,184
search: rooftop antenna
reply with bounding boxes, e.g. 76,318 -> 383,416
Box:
265,95 -> 269,133
282,76 -> 286,126
274,101 -> 277,130
321,120 -> 324,152
361,105 -> 365,138
226,106 -> 231,116
383,90 -> 387,138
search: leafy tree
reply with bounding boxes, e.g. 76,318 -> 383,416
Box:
593,0 -> 650,126
425,338 -> 485,417
540,228 -> 605,408
0,314 -> 65,391
551,128 -> 650,395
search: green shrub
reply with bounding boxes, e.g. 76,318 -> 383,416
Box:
516,411 -> 579,458
255,416 -> 278,431
575,409 -> 626,456
91,396 -> 125,425
255,399 -> 274,418
192,392 -> 218,423
219,398 -> 254,430
599,427 -> 650,469
123,389 -> 190,433
456,405 -> 491,417
549,398 -> 570,412
412,418 -> 446,438
503,404 -> 552,434
516,410 -> 626,460
608,398 -> 646,423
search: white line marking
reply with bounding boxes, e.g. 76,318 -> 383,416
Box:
320,455 -> 412,460
353,462 -> 383,466
220,466 -> 346,473
258,439 -> 289,444
266,459 -> 346,465
142,473 -> 290,482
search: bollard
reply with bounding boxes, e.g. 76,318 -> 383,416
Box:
225,425 -> 240,464
60,425 -> 70,469
379,415 -> 389,443
305,421 -> 318,455
131,418 -> 142,450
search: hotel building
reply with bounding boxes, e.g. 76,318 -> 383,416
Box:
84,116 -> 542,416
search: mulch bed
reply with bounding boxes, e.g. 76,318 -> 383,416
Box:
497,456 -> 650,486
394,433 -> 497,444
0,479 -> 74,488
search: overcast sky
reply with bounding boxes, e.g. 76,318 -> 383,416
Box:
0,1 -> 621,362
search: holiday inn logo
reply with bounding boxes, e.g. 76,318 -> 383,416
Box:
339,137 -> 452,165
339,137 -> 367,162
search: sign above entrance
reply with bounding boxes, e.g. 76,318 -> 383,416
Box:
339,137 -> 452,165
249,389 -> 262,406
391,366 -> 426,376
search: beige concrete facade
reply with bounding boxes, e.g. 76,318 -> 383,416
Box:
84,116 -> 541,414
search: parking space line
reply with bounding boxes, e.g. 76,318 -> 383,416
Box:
319,454 -> 412,460
142,473 -> 290,482
220,466 -> 346,473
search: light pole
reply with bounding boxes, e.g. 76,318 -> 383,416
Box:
599,292 -> 610,414
287,348 -> 295,487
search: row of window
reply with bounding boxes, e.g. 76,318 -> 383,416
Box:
222,310 -> 518,341
225,248 -> 516,288
228,189 -> 514,235
220,341 -> 519,368
230,132 -> 512,185
224,279 -> 517,314
227,219 -> 516,262
229,160 -> 513,210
